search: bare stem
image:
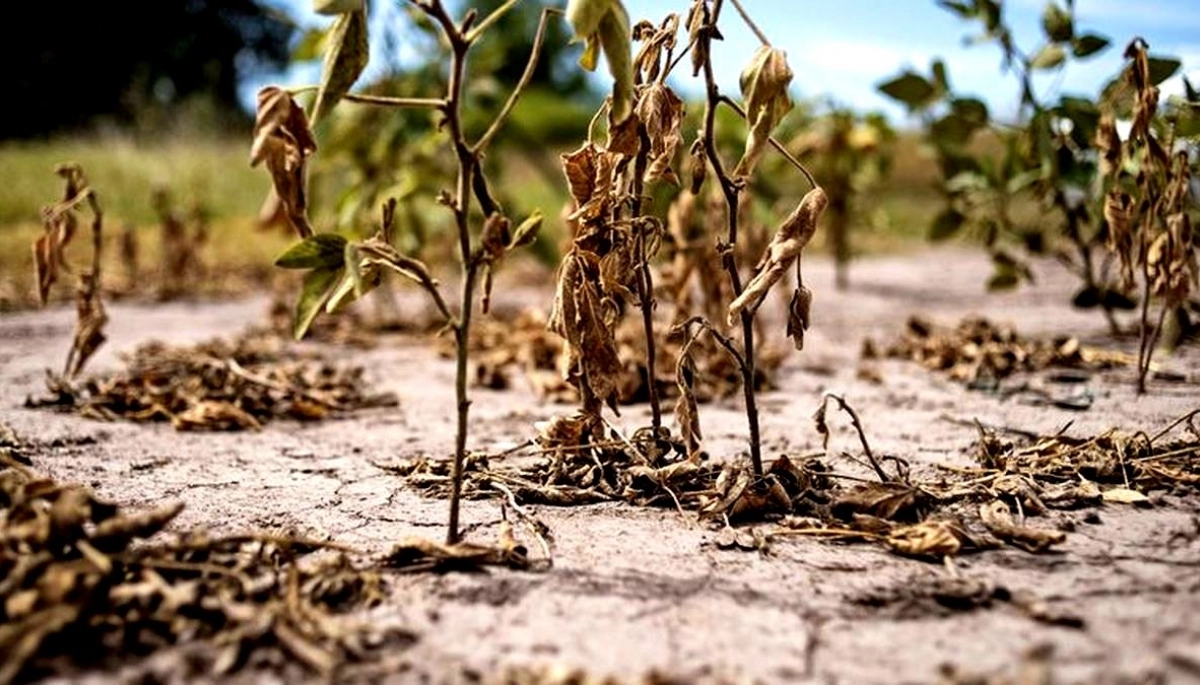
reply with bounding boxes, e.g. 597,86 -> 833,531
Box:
699,0 -> 762,476
729,0 -> 771,47
823,393 -> 891,484
411,0 -> 476,545
629,125 -> 662,429
718,96 -> 817,189
473,8 -> 561,153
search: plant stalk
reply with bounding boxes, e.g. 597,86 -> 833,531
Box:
698,0 -> 762,476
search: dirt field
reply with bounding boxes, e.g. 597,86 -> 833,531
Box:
2,247 -> 1199,684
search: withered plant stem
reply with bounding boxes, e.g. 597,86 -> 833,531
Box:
823,393 -> 891,484
718,96 -> 817,189
728,0 -> 771,48
699,0 -> 762,476
630,125 -> 662,430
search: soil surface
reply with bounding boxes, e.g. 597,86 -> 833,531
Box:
2,247 -> 1199,685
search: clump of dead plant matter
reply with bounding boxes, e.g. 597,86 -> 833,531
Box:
0,460 -> 411,684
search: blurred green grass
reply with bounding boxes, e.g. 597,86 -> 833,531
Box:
0,126 -> 947,309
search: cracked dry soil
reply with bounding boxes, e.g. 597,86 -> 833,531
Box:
2,247 -> 1199,685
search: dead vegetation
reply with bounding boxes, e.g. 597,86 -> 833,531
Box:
0,460 -> 411,684
26,329 -> 397,431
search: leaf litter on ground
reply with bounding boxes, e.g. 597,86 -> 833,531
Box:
0,458 -> 414,684
25,327 -> 398,430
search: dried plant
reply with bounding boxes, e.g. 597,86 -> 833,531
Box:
1099,39 -> 1199,393
547,0 -> 824,486
252,0 -> 553,547
31,164 -> 108,379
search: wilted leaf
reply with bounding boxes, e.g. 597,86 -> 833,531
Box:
275,234 -> 348,269
637,83 -> 684,185
1102,487 -> 1149,505
728,187 -> 827,325
886,519 -> 964,559
251,87 -> 317,238
979,500 -> 1065,553
65,272 -> 108,379
312,9 -> 369,126
733,46 -> 794,177
567,0 -> 633,123
786,284 -> 813,351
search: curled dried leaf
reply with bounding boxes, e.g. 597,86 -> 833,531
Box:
728,187 -> 827,326
250,87 -> 317,239
733,46 -> 794,178
637,83 -> 684,186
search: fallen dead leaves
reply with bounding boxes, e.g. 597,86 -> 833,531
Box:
869,314 -> 1138,387
0,461 -> 411,684
26,328 -> 397,430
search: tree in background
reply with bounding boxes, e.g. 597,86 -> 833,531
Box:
5,0 -> 295,139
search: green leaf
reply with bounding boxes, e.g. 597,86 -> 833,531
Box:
1148,56 -> 1182,86
930,208 -> 966,241
312,9 -> 370,126
293,266 -> 343,339
936,1 -> 975,18
932,59 -> 951,94
313,0 -> 363,14
1041,2 -> 1073,42
1072,33 -> 1110,58
952,97 -> 989,127
293,27 -> 330,62
510,211 -> 544,248
877,72 -> 936,110
275,234 -> 348,269
1030,44 -> 1066,70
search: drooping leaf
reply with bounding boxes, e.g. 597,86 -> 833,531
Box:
1030,44 -> 1066,69
877,72 -> 936,111
637,83 -> 684,186
311,9 -> 369,126
275,234 -> 348,270
733,46 -> 794,177
250,87 -> 317,239
1072,33 -> 1110,58
786,284 -> 813,351
293,266 -> 343,340
566,0 -> 634,123
728,187 -> 827,325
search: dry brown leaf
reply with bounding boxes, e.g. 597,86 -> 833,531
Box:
727,187 -> 827,325
250,87 -> 317,239
733,46 -> 794,178
637,83 -> 684,186
979,500 -> 1066,553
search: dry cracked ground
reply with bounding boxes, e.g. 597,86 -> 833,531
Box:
2,247 -> 1199,685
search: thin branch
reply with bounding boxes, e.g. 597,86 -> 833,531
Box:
473,7 -> 560,153
286,86 -> 446,110
822,393 -> 891,484
729,0 -> 771,47
718,96 -> 817,189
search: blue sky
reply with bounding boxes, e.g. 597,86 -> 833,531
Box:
256,0 -> 1200,122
